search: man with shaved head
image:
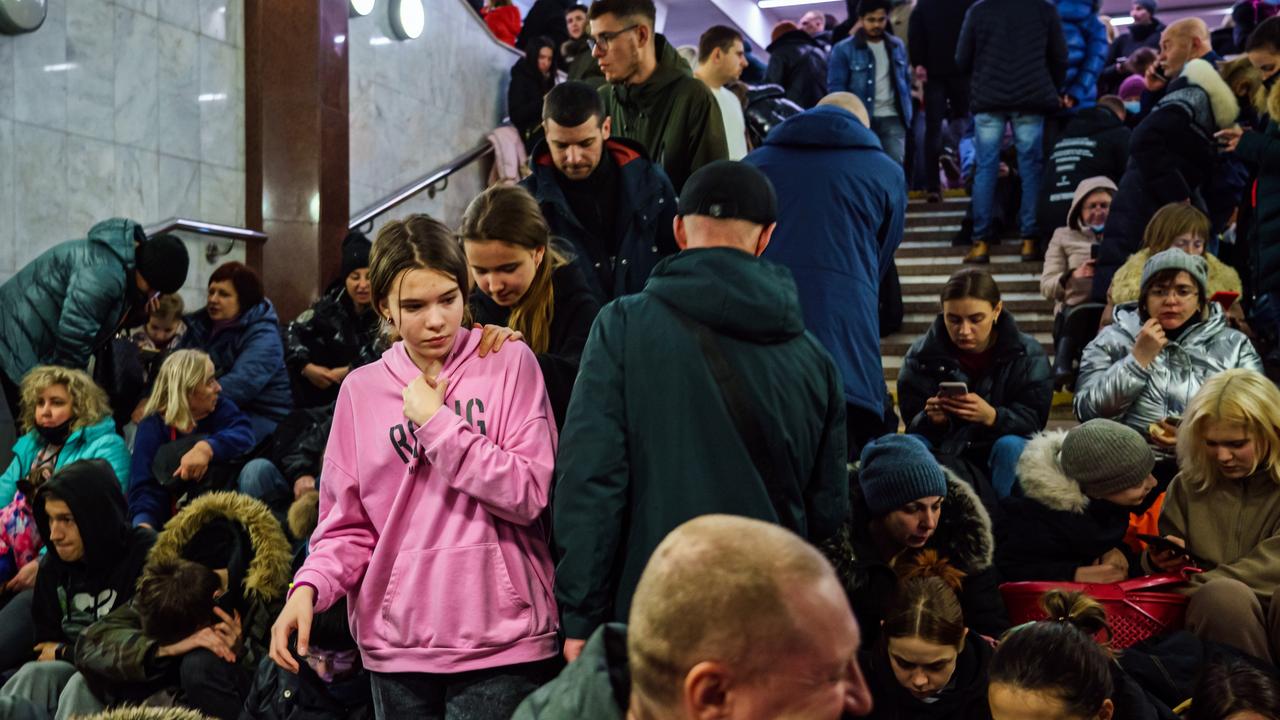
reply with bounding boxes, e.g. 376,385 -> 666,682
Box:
1151,18 -> 1216,94
514,515 -> 875,718
746,91 -> 906,460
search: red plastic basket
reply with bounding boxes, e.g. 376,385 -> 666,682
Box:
1000,573 -> 1193,649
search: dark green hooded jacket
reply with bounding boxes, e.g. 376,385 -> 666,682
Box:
553,248 -> 848,639
600,34 -> 729,191
0,218 -> 142,382
512,623 -> 628,719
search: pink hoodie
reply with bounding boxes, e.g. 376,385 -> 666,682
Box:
293,328 -> 559,673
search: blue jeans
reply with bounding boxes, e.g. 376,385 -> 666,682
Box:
237,458 -> 291,508
988,435 -> 1028,499
972,112 -> 1044,241
872,115 -> 908,166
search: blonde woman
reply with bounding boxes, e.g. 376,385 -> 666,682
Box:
127,350 -> 255,529
0,367 -> 127,592
1148,368 -> 1280,664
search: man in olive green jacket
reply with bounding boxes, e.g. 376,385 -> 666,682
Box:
588,0 -> 729,190
552,161 -> 848,661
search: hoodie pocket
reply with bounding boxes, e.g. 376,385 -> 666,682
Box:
380,543 -> 532,650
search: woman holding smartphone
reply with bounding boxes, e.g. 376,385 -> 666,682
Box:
897,269 -> 1053,499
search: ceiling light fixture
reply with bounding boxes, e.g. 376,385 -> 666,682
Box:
350,0 -> 376,17
1110,15 -> 1134,26
390,0 -> 425,40
757,0 -> 841,9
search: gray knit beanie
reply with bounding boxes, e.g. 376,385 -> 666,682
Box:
858,435 -> 948,515
1140,248 -> 1208,299
1060,419 -> 1155,498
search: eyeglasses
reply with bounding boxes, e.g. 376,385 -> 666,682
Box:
1149,286 -> 1199,300
587,24 -> 639,51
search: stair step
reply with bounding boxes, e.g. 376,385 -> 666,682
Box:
900,277 -> 1043,296
880,335 -> 1054,357
895,313 -> 1055,334
895,243 -> 1031,259
902,294 -> 1053,314
896,258 -> 1044,275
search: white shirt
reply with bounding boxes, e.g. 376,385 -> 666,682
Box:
868,40 -> 896,118
712,86 -> 749,160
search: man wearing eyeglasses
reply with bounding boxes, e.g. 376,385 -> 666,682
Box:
586,0 -> 729,191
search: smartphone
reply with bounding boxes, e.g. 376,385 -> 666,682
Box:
1164,414 -> 1181,428
1090,244 -> 1100,260
1136,534 -> 1204,565
1210,290 -> 1240,310
938,381 -> 969,397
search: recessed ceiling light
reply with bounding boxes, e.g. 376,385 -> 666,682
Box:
390,0 -> 425,40
350,0 -> 376,17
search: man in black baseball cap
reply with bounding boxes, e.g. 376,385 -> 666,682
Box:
551,160 -> 849,661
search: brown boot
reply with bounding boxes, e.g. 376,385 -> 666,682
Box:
964,240 -> 990,264
1021,239 -> 1040,262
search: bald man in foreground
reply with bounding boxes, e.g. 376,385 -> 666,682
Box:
513,515 -> 875,719
745,91 -> 906,459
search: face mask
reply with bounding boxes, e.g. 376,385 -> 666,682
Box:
1089,224 -> 1107,234
1124,100 -> 1141,115
35,418 -> 73,447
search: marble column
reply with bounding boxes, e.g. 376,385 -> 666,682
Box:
244,0 -> 348,322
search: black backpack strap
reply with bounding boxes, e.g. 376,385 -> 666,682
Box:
662,302 -> 802,534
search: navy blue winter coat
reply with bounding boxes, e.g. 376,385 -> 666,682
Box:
746,105 -> 907,416
180,300 -> 294,442
1055,0 -> 1109,108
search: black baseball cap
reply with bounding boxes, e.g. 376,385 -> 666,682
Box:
677,160 -> 778,226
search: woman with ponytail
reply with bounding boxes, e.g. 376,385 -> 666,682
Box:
989,590 -> 1167,720
461,185 -> 600,428
862,551 -> 993,719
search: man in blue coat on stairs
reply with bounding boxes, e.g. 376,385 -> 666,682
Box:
746,92 -> 907,457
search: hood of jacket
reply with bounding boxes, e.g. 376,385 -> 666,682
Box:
1067,176 -> 1118,231
762,104 -> 883,151
86,218 -> 142,272
612,34 -> 690,109
514,623 -> 628,718
1170,58 -> 1240,130
851,468 -> 995,573
90,708 -> 212,720
34,458 -> 132,572
1065,105 -> 1126,137
143,491 -> 292,606
1016,430 -> 1091,513
767,29 -> 822,52
379,325 -> 486,390
1267,73 -> 1280,123
643,248 -> 806,344
529,135 -> 651,173
188,297 -> 282,337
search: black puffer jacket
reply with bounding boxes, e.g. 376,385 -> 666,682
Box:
824,470 -> 1009,644
996,430 -> 1138,582
955,0 -> 1068,114
897,311 -> 1053,459
765,30 -> 830,109
284,284 -> 380,408
1092,59 -> 1239,301
240,655 -> 373,720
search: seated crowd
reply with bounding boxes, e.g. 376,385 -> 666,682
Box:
0,0 -> 1278,719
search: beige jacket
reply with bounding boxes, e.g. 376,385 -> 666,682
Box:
1040,176 -> 1116,314
1159,470 -> 1280,604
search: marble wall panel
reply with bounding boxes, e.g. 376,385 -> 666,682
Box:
12,0 -> 67,131
158,24 -> 202,160
66,0 -> 115,141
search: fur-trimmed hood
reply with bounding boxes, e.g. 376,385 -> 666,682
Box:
84,708 -> 211,720
1175,57 -> 1240,130
1269,77 -> 1280,127
143,491 -> 292,605
1015,430 -> 1090,514
1108,247 -> 1243,305
852,467 -> 995,573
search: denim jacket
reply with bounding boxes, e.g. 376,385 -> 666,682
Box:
827,31 -> 913,126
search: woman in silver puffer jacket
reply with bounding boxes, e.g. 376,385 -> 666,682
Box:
1075,249 -> 1261,453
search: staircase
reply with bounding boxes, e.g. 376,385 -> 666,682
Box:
882,194 -> 1076,430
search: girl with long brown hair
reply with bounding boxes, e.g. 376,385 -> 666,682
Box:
461,185 -> 600,427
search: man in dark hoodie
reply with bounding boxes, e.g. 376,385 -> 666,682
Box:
553,161 -> 849,662
73,492 -> 292,720
766,20 -> 830,109
588,0 -> 728,191
1106,0 -> 1166,69
746,93 -> 906,457
521,81 -> 678,302
0,459 -> 155,718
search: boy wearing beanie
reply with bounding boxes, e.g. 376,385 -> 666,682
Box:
839,435 -> 1008,644
996,418 -> 1158,583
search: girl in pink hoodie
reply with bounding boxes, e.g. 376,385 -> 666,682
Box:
269,214 -> 561,717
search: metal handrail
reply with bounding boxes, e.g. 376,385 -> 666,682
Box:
144,218 -> 269,264
348,141 -> 495,231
